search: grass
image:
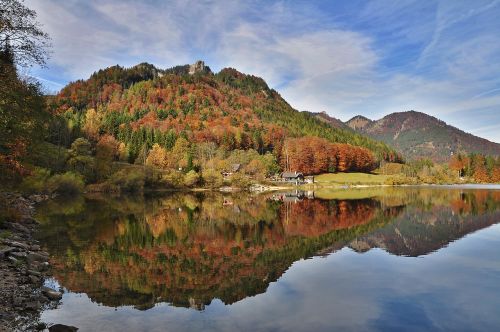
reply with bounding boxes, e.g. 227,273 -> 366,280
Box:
0,230 -> 12,240
314,172 -> 392,185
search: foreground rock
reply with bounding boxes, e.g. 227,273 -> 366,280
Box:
48,324 -> 79,332
41,286 -> 63,301
0,192 -> 68,331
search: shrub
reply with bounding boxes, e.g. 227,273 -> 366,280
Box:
47,172 -> 85,195
66,155 -> 96,183
109,168 -> 145,192
230,173 -> 252,188
20,167 -> 51,193
161,171 -> 184,188
202,169 -> 223,188
184,170 -> 200,187
27,142 -> 69,172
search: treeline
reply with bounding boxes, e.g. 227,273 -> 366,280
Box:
281,137 -> 377,175
9,57 -> 403,192
47,62 -> 402,164
379,153 -> 500,184
449,153 -> 500,183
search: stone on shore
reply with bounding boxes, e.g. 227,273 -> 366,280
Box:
41,286 -> 63,300
48,323 -> 79,332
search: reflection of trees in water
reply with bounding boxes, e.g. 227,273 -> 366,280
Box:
350,190 -> 500,256
35,189 -> 500,310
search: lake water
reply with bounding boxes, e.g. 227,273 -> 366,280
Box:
35,187 -> 500,331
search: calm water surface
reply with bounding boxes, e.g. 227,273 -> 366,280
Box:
35,187 -> 500,331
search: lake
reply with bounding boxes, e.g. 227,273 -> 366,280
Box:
35,187 -> 500,331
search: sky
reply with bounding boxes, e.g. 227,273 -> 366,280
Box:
26,0 -> 500,143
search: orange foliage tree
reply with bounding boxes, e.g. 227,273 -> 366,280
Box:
280,137 -> 377,175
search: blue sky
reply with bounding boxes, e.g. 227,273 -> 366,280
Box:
26,0 -> 500,142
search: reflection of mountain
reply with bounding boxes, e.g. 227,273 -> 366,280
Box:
35,189 -> 500,310
36,192 -> 393,310
350,191 -> 500,256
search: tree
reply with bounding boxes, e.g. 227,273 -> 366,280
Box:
83,109 -> 101,141
183,170 -> 200,187
95,135 -> 118,180
0,0 -> 51,67
117,142 -> 129,162
0,6 -> 47,178
202,168 -> 223,188
70,138 -> 92,157
449,153 -> 468,178
472,155 -> 490,183
66,138 -> 95,183
145,143 -> 167,169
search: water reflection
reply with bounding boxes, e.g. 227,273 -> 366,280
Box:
35,188 -> 500,331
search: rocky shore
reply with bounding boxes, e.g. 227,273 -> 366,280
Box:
0,193 -> 75,332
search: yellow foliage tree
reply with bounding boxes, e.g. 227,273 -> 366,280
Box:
146,144 -> 167,169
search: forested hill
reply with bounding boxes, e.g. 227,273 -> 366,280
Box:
47,61 -> 402,169
345,111 -> 500,162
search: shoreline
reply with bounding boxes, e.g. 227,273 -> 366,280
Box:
85,182 -> 500,196
0,193 -> 70,331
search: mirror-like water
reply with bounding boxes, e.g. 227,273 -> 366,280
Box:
35,187 -> 500,331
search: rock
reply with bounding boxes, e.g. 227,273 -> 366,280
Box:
41,286 -> 62,300
188,60 -> 210,75
9,251 -> 27,260
12,296 -> 23,306
29,275 -> 40,284
27,269 -> 41,277
0,246 -> 15,258
7,256 -> 19,264
9,222 -> 30,233
25,300 -> 40,310
49,324 -> 78,332
6,240 -> 30,251
36,322 -> 47,330
27,251 -> 48,263
30,261 -> 50,271
28,194 -> 49,203
30,244 -> 41,251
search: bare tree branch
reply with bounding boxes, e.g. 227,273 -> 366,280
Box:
0,0 -> 51,67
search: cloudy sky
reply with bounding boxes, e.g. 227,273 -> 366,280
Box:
26,0 -> 500,142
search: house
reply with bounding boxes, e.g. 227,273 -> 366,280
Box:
222,163 -> 241,177
304,176 -> 314,184
281,171 -> 304,183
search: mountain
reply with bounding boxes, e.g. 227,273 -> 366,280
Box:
346,115 -> 372,130
48,61 -> 402,168
350,197 -> 500,257
307,111 -> 350,130
345,111 -> 500,161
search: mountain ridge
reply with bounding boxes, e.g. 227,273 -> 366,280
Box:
48,61 -> 403,168
311,110 -> 500,162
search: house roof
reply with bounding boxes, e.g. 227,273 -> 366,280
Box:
232,164 -> 241,172
281,171 -> 304,178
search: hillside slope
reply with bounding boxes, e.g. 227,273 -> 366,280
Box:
346,111 -> 500,161
47,61 -> 402,167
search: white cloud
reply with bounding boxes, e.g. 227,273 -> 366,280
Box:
25,0 -> 500,142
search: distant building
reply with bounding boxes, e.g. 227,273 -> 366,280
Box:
222,163 -> 241,177
271,190 -> 314,203
281,171 -> 304,183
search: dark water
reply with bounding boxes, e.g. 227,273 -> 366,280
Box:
35,187 -> 500,331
